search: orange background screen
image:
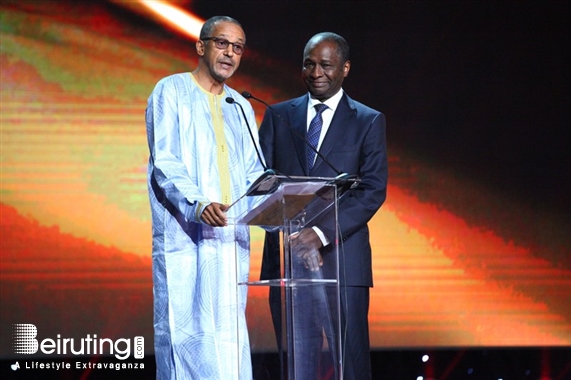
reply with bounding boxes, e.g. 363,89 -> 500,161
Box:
1,0 -> 570,356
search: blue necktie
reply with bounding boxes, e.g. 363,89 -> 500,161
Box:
307,103 -> 328,171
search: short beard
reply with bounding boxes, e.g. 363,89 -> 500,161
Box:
210,66 -> 232,84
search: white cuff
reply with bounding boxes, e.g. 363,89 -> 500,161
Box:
312,226 -> 330,247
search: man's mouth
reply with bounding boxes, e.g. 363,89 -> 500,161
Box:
310,81 -> 328,88
219,60 -> 234,69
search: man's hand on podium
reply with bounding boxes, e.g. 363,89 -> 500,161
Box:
291,228 -> 323,271
201,202 -> 229,227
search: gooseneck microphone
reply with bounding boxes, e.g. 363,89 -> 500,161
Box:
225,96 -> 279,196
225,96 -> 267,172
241,91 -> 352,180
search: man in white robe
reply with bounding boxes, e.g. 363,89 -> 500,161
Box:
145,16 -> 265,380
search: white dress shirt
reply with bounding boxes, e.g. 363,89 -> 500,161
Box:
306,89 -> 345,247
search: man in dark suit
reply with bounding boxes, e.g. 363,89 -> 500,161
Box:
258,32 -> 388,380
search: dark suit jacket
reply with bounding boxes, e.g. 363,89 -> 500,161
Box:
259,92 -> 388,287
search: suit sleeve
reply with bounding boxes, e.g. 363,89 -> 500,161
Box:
320,111 -> 388,243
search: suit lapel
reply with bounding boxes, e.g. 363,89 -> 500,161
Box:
287,96 -> 311,175
312,94 -> 356,174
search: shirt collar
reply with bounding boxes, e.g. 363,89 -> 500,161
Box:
308,89 -> 344,112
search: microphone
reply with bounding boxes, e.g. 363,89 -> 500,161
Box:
241,91 -> 358,188
225,96 -> 267,171
225,96 -> 279,195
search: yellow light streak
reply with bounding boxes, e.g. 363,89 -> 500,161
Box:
138,0 -> 203,39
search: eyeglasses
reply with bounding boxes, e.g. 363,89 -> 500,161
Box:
202,37 -> 246,55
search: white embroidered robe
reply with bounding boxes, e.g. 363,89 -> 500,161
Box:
145,72 -> 264,380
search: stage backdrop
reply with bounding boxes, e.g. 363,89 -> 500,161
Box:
1,0 -> 570,358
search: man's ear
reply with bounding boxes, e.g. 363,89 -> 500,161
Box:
343,60 -> 351,77
196,39 -> 205,56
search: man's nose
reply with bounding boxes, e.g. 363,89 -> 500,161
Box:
223,44 -> 234,56
311,65 -> 323,77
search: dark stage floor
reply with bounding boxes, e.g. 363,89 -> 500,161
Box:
2,347 -> 570,379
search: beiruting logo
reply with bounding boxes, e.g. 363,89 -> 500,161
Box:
12,324 -> 144,360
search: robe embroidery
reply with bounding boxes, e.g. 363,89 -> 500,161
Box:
146,72 -> 264,380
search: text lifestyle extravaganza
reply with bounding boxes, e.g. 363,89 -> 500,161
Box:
23,361 -> 144,370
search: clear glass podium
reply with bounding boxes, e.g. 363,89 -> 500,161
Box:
228,173 -> 357,380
